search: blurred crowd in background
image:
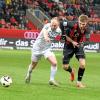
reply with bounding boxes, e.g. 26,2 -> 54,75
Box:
0,0 -> 100,33
0,0 -> 28,29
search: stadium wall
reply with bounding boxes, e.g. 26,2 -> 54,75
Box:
0,29 -> 100,52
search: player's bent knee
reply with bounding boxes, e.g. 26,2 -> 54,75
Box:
80,64 -> 85,68
80,62 -> 85,68
51,62 -> 57,66
63,64 -> 69,70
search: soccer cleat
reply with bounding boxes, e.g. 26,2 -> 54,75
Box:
70,69 -> 75,81
49,80 -> 59,86
76,81 -> 86,88
25,73 -> 31,83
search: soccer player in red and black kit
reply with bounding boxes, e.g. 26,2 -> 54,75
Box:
61,14 -> 90,88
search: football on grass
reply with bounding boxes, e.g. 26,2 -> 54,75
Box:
0,76 -> 12,87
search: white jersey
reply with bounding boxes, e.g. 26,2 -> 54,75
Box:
32,23 -> 61,53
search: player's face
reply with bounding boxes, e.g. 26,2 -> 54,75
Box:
79,21 -> 87,30
51,22 -> 59,31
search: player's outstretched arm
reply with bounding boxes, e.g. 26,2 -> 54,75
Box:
43,29 -> 51,42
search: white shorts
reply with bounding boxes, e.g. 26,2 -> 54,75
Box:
31,49 -> 55,62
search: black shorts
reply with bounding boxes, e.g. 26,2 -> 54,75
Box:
63,44 -> 85,64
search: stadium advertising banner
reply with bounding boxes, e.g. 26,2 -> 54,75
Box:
84,43 -> 100,52
0,29 -> 39,50
0,29 -> 100,52
0,38 -> 35,50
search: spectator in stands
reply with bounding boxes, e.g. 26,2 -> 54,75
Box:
0,0 -> 5,9
0,8 -> 4,20
66,5 -> 75,15
43,18 -> 49,24
10,16 -> 18,27
5,0 -> 11,5
0,18 -> 6,28
66,12 -> 77,21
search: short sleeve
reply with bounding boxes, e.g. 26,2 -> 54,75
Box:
42,23 -> 50,30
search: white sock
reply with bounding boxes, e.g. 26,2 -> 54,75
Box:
26,64 -> 33,77
50,66 -> 57,81
28,64 -> 33,73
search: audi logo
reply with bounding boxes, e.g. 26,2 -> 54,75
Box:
24,32 -> 39,39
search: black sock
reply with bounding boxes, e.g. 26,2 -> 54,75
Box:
66,66 -> 72,73
78,67 -> 85,81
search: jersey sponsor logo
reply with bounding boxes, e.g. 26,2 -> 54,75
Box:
51,42 -> 64,48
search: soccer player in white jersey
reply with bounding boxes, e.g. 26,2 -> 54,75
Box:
25,17 -> 61,86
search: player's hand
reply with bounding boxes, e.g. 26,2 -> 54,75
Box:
44,37 -> 51,42
72,41 -> 79,48
79,42 -> 84,47
60,39 -> 65,43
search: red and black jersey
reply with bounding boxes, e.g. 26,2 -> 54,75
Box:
65,22 -> 90,45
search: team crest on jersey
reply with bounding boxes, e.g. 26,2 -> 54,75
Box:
75,33 -> 79,37
74,30 -> 79,37
49,31 -> 58,38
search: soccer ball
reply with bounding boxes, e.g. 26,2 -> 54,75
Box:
0,76 -> 12,87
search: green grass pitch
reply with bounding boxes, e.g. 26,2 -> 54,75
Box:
0,50 -> 100,100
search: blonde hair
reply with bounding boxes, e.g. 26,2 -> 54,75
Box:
79,14 -> 89,23
51,17 -> 59,25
